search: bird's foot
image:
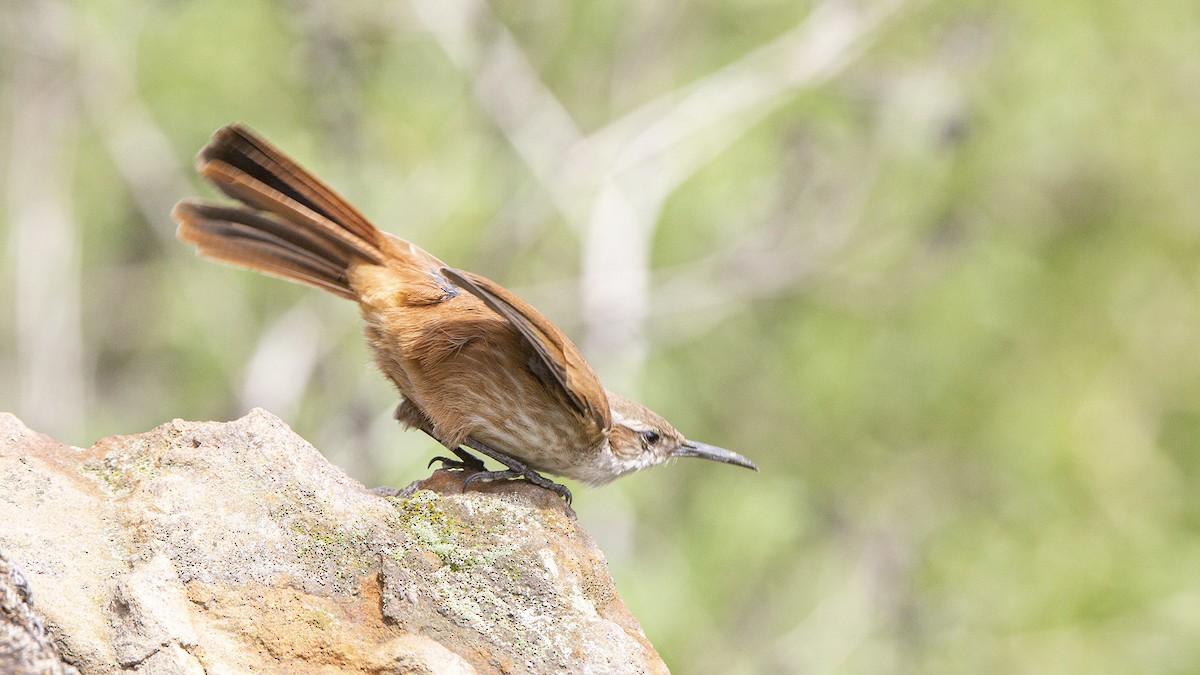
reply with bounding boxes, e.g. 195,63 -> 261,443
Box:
427,447 -> 487,473
462,467 -> 573,506
460,439 -> 573,506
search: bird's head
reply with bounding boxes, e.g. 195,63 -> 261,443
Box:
581,392 -> 758,485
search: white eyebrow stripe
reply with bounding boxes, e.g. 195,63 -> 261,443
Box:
611,409 -> 652,433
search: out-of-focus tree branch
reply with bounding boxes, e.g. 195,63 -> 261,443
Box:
74,13 -> 246,390
408,0 -> 588,217
408,0 -> 905,388
5,0 -> 85,439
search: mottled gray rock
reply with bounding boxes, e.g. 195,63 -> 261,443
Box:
0,548 -> 79,674
0,409 -> 666,674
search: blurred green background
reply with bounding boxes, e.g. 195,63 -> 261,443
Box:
4,0 -> 1200,671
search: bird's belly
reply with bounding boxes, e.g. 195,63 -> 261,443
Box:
467,396 -> 596,475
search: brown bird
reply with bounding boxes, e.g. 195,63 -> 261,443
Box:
173,124 -> 757,503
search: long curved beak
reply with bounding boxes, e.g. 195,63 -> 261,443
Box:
673,441 -> 759,471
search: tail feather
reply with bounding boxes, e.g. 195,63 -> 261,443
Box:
174,200 -> 358,300
197,159 -> 383,265
199,124 -> 384,254
174,124 -> 391,300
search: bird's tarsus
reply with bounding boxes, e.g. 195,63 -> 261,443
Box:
460,439 -> 573,506
462,468 -> 573,506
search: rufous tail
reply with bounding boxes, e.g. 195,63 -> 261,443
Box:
173,124 -> 386,300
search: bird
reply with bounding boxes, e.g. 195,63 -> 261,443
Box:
173,124 -> 758,504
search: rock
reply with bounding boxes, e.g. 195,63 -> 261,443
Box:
0,409 -> 667,674
0,548 -> 80,674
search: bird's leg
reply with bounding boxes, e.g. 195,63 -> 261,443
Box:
399,401 -> 486,472
425,447 -> 488,473
460,438 -> 573,506
419,428 -> 487,473
413,418 -> 571,504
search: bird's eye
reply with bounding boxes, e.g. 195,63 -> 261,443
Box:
640,430 -> 661,445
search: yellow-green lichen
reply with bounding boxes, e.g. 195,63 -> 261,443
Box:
303,608 -> 334,630
394,490 -> 518,572
268,484 -> 374,584
79,445 -> 161,496
289,515 -> 374,582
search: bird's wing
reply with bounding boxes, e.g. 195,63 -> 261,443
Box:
440,267 -> 611,432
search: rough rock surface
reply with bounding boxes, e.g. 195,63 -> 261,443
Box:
0,409 -> 667,674
0,548 -> 79,674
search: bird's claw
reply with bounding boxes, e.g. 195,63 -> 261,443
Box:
430,439 -> 573,505
427,449 -> 487,473
462,468 -> 573,506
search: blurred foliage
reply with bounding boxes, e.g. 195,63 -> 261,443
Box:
4,0 -> 1200,671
